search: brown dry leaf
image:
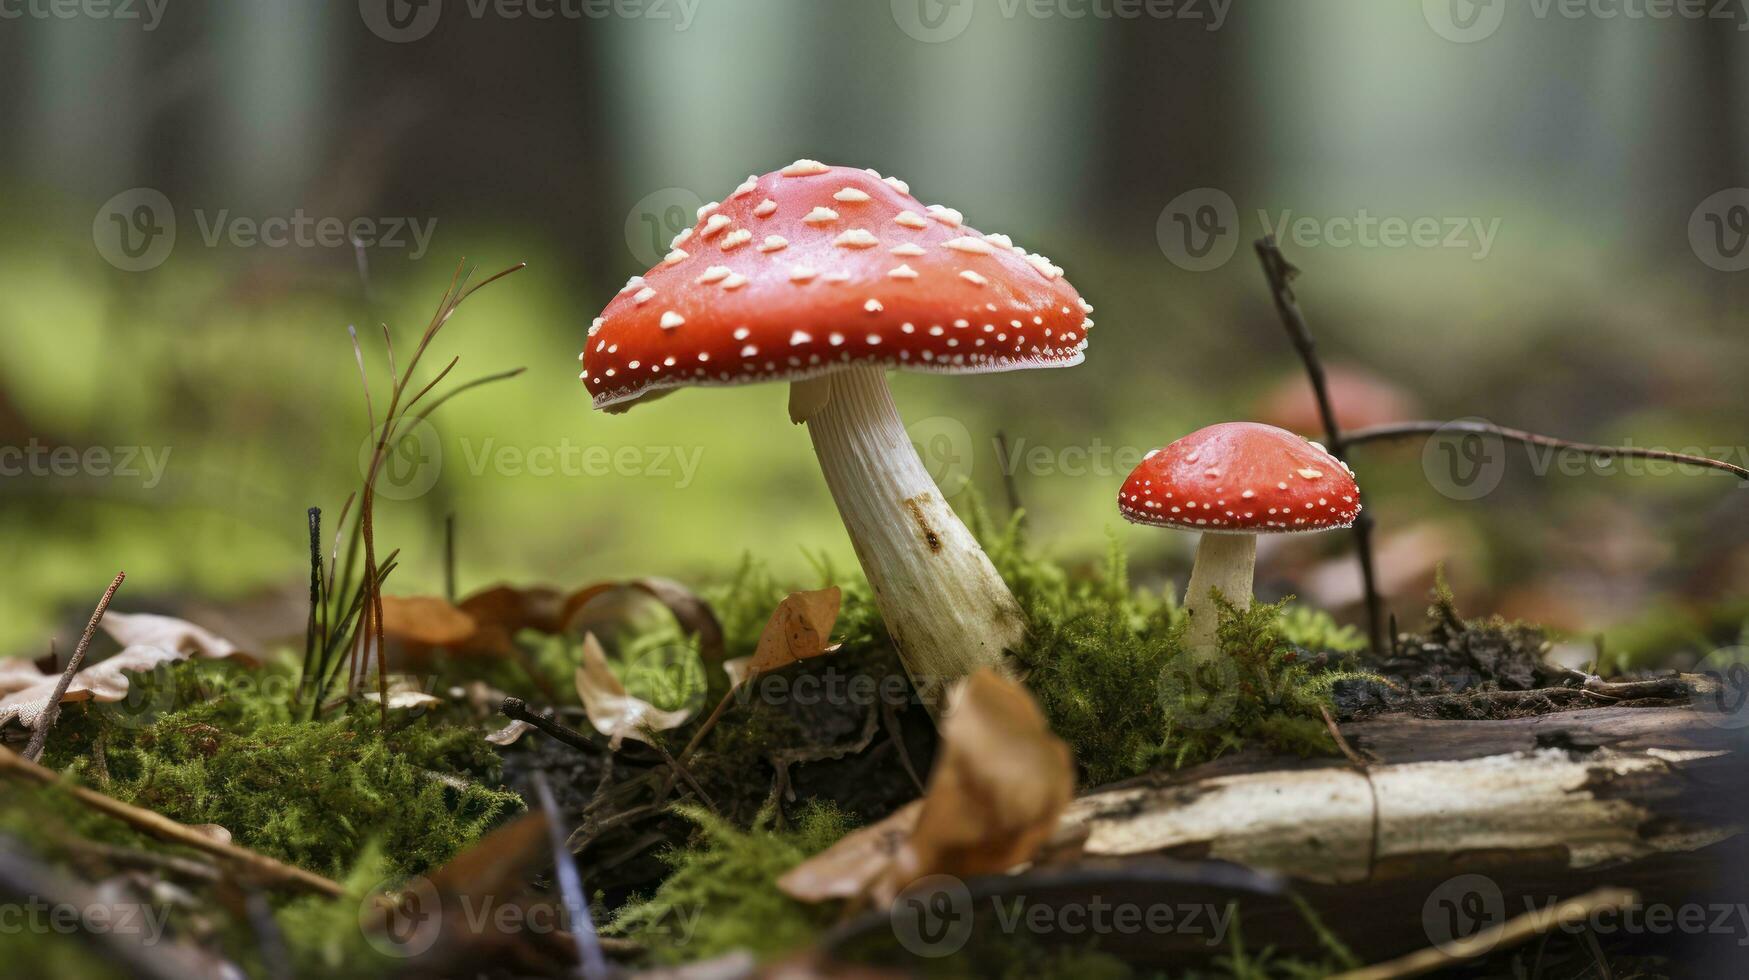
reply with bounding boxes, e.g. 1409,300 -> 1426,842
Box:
723,587 -> 845,687
776,801 -> 921,903
777,669 -> 1074,906
0,646 -> 187,728
0,658 -> 47,696
745,587 -> 842,680
562,577 -> 725,663
462,584 -> 568,636
574,633 -> 695,750
380,595 -> 480,647
100,612 -> 258,665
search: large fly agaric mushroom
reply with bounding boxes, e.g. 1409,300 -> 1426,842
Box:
1119,423 -> 1359,658
582,161 -> 1092,710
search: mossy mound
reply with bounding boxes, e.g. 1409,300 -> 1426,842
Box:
36,660 -> 523,878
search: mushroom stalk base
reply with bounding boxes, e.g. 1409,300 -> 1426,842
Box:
803,366 -> 1024,715
1183,532 -> 1256,658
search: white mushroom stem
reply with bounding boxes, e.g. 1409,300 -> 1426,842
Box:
1182,532 -> 1256,658
797,365 -> 1023,715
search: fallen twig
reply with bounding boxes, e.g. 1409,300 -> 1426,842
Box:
0,746 -> 345,898
24,571 -> 125,762
500,696 -> 600,755
1255,238 -> 1386,653
1330,886 -> 1639,980
1342,419 -> 1749,482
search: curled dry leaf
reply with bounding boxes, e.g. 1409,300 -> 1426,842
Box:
0,646 -> 187,729
380,596 -> 480,647
100,612 -> 258,665
574,633 -> 695,750
723,587 -> 843,688
778,669 -> 1074,906
563,577 -> 726,663
484,719 -> 535,746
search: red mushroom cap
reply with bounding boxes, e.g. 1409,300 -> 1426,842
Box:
582,161 -> 1092,410
1119,422 -> 1361,533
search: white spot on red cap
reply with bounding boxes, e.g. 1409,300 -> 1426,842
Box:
758,235 -> 788,252
833,187 -> 871,203
888,264 -> 919,280
926,205 -> 964,227
754,199 -> 777,217
833,229 -> 879,249
959,270 -> 988,286
781,159 -> 829,177
659,311 -> 685,330
894,210 -> 927,229
803,207 -> 839,225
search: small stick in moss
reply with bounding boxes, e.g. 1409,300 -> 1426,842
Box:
500,697 -> 599,755
1320,705 -> 1368,768
994,428 -> 1025,525
24,571 -> 124,762
444,511 -> 458,603
641,726 -> 716,811
0,746 -> 345,898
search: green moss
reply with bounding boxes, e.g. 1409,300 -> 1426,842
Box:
972,509 -> 1376,784
38,660 -> 523,878
608,802 -> 850,964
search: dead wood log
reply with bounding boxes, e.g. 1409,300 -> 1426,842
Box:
1042,704 -> 1748,965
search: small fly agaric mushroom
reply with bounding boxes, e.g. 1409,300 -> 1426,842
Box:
1119,423 -> 1360,658
582,161 -> 1092,711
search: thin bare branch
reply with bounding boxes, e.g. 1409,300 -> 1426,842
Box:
24,571 -> 125,762
1342,420 -> 1749,482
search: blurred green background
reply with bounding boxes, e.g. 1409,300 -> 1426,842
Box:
1,0 -> 1745,664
